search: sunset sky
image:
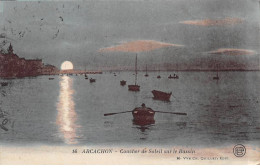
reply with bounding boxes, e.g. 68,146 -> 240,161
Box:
0,0 -> 259,70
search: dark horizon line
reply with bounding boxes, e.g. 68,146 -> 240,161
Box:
71,69 -> 260,72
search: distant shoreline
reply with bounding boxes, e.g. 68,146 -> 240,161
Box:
102,69 -> 260,72
1,69 -> 259,79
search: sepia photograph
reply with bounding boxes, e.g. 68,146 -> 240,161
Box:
0,0 -> 259,165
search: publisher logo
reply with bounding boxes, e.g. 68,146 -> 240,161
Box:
233,144 -> 246,157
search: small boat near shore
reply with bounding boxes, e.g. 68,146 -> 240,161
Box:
152,90 -> 172,101
48,77 -> 54,80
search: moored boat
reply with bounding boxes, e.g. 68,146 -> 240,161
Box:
144,65 -> 149,77
120,80 -> 126,86
128,84 -> 140,91
128,54 -> 140,91
152,90 -> 172,101
213,64 -> 220,80
90,78 -> 96,83
168,74 -> 178,79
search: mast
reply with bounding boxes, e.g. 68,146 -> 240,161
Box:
217,64 -> 219,77
135,54 -> 137,85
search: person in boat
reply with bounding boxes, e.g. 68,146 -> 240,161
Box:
141,103 -> 148,110
141,103 -> 146,108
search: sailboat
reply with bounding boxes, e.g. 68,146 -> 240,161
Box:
128,54 -> 140,91
84,66 -> 88,79
144,65 -> 149,77
213,64 -> 219,80
157,69 -> 161,79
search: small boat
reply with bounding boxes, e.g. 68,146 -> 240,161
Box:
132,103 -> 155,122
89,78 -> 96,83
168,74 -> 179,79
85,74 -> 88,79
104,103 -> 187,126
120,80 -> 126,86
213,76 -> 219,80
49,77 -> 54,80
128,84 -> 140,91
144,65 -> 149,77
157,69 -> 161,79
213,64 -> 220,80
128,54 -> 140,91
1,82 -> 8,86
152,90 -> 172,101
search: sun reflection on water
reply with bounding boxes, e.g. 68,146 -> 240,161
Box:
57,76 -> 78,144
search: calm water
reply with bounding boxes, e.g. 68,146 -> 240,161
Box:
0,71 -> 260,147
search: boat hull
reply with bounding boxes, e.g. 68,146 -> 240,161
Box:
128,85 -> 140,91
152,90 -> 172,101
120,80 -> 126,86
168,76 -> 179,79
132,107 -> 155,123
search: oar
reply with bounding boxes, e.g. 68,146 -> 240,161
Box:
154,111 -> 187,116
104,111 -> 132,116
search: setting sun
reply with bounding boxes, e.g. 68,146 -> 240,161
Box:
61,61 -> 74,70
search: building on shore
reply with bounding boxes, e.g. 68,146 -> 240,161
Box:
41,64 -> 59,75
0,43 -> 58,78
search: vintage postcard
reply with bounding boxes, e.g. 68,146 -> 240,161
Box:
0,0 -> 260,165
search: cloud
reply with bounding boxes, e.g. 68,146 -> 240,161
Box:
208,48 -> 256,56
99,40 -> 184,53
180,18 -> 243,26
